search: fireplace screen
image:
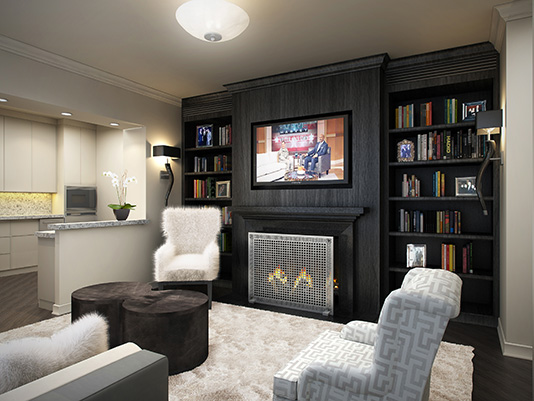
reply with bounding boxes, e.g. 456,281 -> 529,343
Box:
248,232 -> 334,315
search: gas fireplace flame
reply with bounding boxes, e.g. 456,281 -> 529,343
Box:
294,268 -> 313,289
268,266 -> 288,286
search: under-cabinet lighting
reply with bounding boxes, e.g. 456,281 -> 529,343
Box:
61,112 -> 72,116
109,122 -> 120,127
0,98 -> 7,102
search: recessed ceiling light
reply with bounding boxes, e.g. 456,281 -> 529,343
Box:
61,112 -> 72,116
110,122 -> 120,127
0,98 -> 8,102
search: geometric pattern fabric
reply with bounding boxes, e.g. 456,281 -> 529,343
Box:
273,268 -> 462,401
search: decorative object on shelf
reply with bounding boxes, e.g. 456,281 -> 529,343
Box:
103,171 -> 137,220
216,180 -> 231,198
455,176 -> 477,197
475,109 -> 502,215
462,100 -> 486,121
406,244 -> 426,268
175,0 -> 249,43
397,139 -> 414,162
153,145 -> 181,207
196,124 -> 213,147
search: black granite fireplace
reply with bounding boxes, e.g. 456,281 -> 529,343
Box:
231,206 -> 364,318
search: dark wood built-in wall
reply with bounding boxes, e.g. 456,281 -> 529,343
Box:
182,42 -> 500,325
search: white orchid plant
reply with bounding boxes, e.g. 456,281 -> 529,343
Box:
102,170 -> 137,210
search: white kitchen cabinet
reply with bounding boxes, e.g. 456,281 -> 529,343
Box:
0,116 -> 4,190
32,122 -> 57,192
63,124 -> 96,186
4,117 -> 32,192
0,222 -> 10,271
10,221 -> 38,269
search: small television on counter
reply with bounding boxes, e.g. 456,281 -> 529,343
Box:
252,111 -> 351,189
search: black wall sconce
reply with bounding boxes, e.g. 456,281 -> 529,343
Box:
475,109 -> 502,216
153,145 -> 181,207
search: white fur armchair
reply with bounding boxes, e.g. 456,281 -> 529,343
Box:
153,207 -> 222,306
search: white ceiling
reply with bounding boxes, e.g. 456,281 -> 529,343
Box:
0,0 -> 511,101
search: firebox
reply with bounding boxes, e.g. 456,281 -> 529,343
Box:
248,232 -> 334,315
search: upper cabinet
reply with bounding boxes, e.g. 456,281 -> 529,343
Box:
2,116 -> 57,193
62,124 -> 96,186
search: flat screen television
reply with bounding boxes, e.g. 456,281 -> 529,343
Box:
252,112 -> 351,188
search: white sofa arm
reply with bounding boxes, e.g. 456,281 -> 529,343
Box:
340,320 -> 377,345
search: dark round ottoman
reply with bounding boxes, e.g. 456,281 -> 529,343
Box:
71,282 -> 152,347
121,290 -> 208,375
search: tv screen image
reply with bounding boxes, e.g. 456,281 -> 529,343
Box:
252,112 -> 351,188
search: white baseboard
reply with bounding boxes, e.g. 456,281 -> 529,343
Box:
52,302 -> 71,316
497,318 -> 533,360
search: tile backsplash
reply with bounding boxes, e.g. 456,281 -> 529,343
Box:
0,193 -> 53,216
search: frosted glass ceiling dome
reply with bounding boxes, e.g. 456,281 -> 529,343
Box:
176,0 -> 250,43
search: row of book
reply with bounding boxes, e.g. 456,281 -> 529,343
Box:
214,155 -> 231,172
413,129 -> 487,161
432,171 -> 445,197
441,242 -> 473,273
399,209 -> 462,234
193,155 -> 232,173
394,99 -> 458,128
220,232 -> 232,252
219,124 -> 232,146
221,206 -> 232,225
401,174 -> 420,197
444,98 -> 459,124
193,177 -> 216,198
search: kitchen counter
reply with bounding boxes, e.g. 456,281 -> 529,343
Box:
0,214 -> 64,221
35,219 -> 149,239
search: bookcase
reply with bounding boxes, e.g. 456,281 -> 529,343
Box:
384,43 -> 500,326
182,92 -> 233,283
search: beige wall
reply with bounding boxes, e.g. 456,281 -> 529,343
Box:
496,5 -> 533,360
0,46 -> 182,285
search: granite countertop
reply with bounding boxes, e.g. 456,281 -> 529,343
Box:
0,214 -> 64,221
35,230 -> 56,239
50,219 -> 149,230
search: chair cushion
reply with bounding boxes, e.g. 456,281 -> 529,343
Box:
0,313 -> 108,394
273,330 -> 374,400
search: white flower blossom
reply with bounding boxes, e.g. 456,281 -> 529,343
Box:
103,170 -> 137,207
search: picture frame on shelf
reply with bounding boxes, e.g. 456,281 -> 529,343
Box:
397,139 -> 414,162
216,180 -> 231,198
455,176 -> 477,197
196,124 -> 214,147
462,100 -> 486,121
406,244 -> 426,268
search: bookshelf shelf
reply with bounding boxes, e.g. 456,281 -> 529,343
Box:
384,44 -> 500,327
182,93 -> 233,285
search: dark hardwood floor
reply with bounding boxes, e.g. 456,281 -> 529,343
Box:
0,272 -> 531,401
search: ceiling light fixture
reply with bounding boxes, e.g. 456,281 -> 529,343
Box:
0,98 -> 8,102
110,122 -> 120,127
176,0 -> 250,43
61,112 -> 72,116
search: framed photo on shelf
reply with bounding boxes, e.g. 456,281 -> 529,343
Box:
462,100 -> 486,121
216,180 -> 231,198
455,176 -> 477,197
196,124 -> 213,147
406,244 -> 426,268
397,139 -> 415,162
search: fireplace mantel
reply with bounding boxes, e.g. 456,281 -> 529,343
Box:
231,206 -> 366,318
231,206 -> 365,221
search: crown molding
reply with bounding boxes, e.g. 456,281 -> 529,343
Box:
0,35 -> 182,107
490,0 -> 532,52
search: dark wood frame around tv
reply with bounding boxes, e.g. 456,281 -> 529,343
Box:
251,111 -> 352,189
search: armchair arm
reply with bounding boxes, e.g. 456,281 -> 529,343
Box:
298,361 -> 373,400
340,321 -> 377,345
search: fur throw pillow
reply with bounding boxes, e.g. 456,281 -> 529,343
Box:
0,312 -> 109,394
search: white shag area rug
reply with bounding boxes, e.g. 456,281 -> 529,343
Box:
0,302 -> 474,400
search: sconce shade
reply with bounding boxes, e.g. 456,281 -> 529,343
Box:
476,109 -> 502,135
176,0 -> 250,43
153,145 -> 181,159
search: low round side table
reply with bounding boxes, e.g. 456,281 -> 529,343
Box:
121,290 -> 209,375
71,282 -> 152,347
